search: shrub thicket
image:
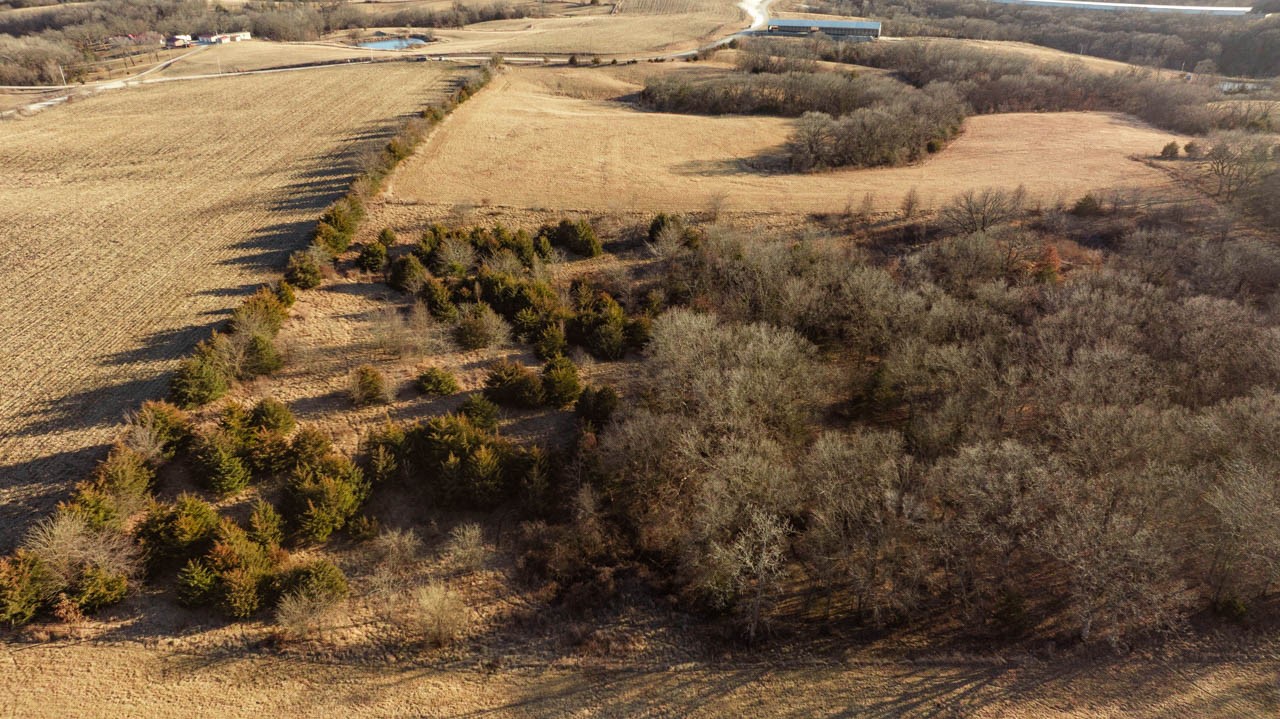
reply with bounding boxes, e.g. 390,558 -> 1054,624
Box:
286,247 -> 326,290
135,494 -> 221,570
194,430 -> 252,497
415,367 -> 460,395
357,241 -> 389,273
538,220 -> 602,258
455,303 -> 510,350
350,365 -> 390,406
459,394 -> 500,432
170,336 -> 231,408
541,356 -> 583,408
21,512 -> 136,616
286,455 -> 369,543
400,414 -> 522,508
483,360 -> 545,408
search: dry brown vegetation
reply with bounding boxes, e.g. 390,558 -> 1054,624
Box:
3,29 -> 1279,713
6,198 -> 1280,716
387,65 -> 1186,213
0,61 -> 461,549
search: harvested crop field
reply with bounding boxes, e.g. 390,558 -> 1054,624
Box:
429,3 -> 742,56
150,41 -> 390,79
0,61 -> 461,550
387,66 -> 1187,213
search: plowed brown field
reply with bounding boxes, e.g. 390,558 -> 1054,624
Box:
0,62 -> 458,549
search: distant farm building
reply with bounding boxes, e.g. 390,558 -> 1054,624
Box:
198,31 -> 252,45
165,34 -> 192,48
764,19 -> 882,39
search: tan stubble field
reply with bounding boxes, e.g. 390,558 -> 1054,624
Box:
0,62 -> 459,549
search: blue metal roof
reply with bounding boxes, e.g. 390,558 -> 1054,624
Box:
765,18 -> 882,29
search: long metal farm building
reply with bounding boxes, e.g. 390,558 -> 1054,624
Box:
764,18 -> 882,39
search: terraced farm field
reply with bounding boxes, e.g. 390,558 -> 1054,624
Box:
0,61 -> 458,549
148,41 -> 385,79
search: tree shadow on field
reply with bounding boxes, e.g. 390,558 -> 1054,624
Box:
195,282 -> 267,299
671,148 -> 792,177
0,444 -> 109,552
273,161 -> 357,214
442,661 -> 1013,718
100,317 -> 227,368
8,375 -> 168,442
219,220 -> 315,274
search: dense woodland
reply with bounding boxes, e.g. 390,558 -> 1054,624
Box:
823,0 -> 1280,78
643,39 -> 1274,170
580,195 -> 1280,643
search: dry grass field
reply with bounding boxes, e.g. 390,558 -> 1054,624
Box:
2,629 -> 1277,717
428,0 -> 743,56
0,61 -> 460,550
386,65 -> 1186,214
901,37 -> 1176,77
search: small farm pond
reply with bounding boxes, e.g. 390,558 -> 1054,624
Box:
358,37 -> 428,50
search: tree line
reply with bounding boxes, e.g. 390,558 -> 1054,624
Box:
754,37 -> 1273,134
639,68 -> 966,170
812,0 -> 1280,78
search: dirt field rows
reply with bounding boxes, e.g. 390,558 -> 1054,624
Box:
0,62 -> 459,550
387,66 -> 1186,214
149,41 -> 389,79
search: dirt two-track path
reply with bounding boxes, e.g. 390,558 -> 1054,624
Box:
2,633 -> 1278,717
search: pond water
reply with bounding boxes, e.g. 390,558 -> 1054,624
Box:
358,37 -> 427,50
